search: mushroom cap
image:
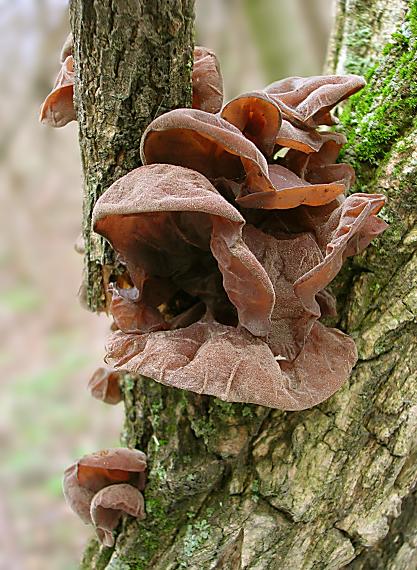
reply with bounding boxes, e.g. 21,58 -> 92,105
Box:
106,318 -> 357,411
77,448 -> 147,492
88,367 -> 123,405
93,164 -> 275,337
265,74 -> 366,127
236,164 -> 345,210
140,108 -> 274,194
192,46 -> 224,114
90,484 -> 145,547
39,55 -> 76,127
220,91 -> 282,157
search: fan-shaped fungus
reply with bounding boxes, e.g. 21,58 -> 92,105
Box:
39,55 -> 76,127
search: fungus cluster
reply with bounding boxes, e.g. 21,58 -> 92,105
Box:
42,37 -> 387,544
91,53 -> 386,411
41,39 -> 387,410
63,448 -> 147,546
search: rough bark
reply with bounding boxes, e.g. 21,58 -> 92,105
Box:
70,0 -> 194,312
76,1 -> 417,568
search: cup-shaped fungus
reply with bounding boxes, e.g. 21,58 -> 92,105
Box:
88,367 -> 123,405
192,46 -> 224,114
220,91 -> 282,157
63,448 -> 147,546
140,108 -> 275,195
265,74 -> 366,127
93,163 -> 275,337
39,55 -> 76,127
90,484 -> 145,547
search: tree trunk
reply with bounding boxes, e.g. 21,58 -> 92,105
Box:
75,1 -> 417,568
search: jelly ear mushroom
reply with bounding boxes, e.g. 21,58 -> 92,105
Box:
90,484 -> 145,547
140,108 -> 274,194
106,318 -> 357,411
88,367 -> 123,405
237,164 -> 345,210
192,46 -> 224,114
93,163 -> 275,337
221,91 -> 282,157
39,55 -> 76,127
265,74 -> 366,127
77,448 -> 147,492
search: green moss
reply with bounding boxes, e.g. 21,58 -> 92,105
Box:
341,5 -> 417,178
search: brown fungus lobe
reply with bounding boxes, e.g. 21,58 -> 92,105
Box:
220,91 -> 282,157
93,163 -> 275,337
106,318 -> 357,411
63,448 -> 147,547
192,46 -> 224,114
39,55 -> 76,128
88,367 -> 123,405
90,484 -> 145,547
140,108 -> 274,194
265,74 -> 366,127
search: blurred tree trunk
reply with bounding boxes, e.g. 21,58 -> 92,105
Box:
76,1 -> 417,569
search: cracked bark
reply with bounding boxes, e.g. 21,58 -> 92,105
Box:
75,1 -> 417,568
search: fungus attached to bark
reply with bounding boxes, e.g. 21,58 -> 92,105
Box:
220,91 -> 282,157
39,55 -> 76,127
265,74 -> 366,127
63,448 -> 147,546
192,46 -> 224,114
106,318 -> 357,411
93,163 -> 275,337
88,367 -> 123,405
140,108 -> 274,194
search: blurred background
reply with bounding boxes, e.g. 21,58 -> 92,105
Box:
0,1 -> 335,568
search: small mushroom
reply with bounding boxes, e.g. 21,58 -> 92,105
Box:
88,367 -> 123,405
192,46 -> 224,114
63,448 -> 147,546
39,55 -> 76,127
90,484 -> 145,547
236,164 -> 345,210
220,91 -> 282,157
265,74 -> 366,127
140,108 -> 274,194
93,163 -> 275,337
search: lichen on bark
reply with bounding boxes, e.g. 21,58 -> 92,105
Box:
75,1 -> 417,568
